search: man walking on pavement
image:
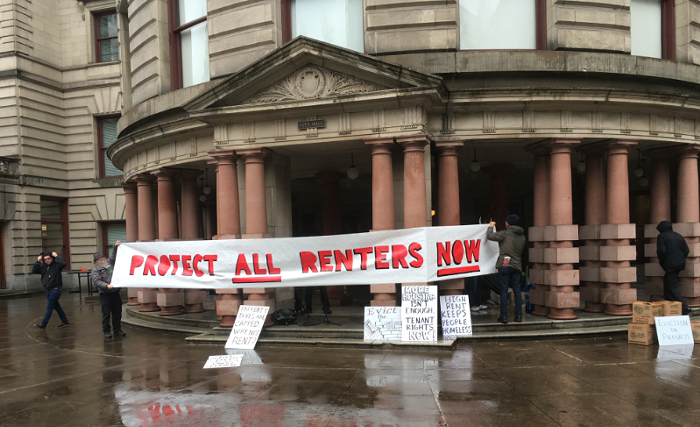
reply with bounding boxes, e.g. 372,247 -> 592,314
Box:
656,221 -> 690,315
33,251 -> 69,329
487,214 -> 527,324
91,241 -> 126,338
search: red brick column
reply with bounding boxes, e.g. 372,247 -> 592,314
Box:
579,148 -> 606,313
528,148 -> 550,316
135,174 -> 159,312
398,136 -> 429,230
181,170 -> 207,314
123,182 -> 140,306
436,142 -> 465,296
365,138 -> 397,306
676,147 -> 700,307
643,156 -> 671,302
601,141 -> 637,316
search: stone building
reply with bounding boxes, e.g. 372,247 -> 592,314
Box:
4,1 -> 700,323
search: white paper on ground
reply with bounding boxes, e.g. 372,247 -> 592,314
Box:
203,354 -> 244,369
225,305 -> 270,350
655,315 -> 695,346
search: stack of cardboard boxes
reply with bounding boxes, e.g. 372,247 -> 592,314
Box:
628,301 -> 682,345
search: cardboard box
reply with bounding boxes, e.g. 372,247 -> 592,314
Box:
507,290 -> 526,315
632,301 -> 664,325
662,301 -> 682,316
691,321 -> 700,344
628,323 -> 656,346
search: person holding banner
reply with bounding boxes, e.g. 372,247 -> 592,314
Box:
487,214 -> 526,324
91,241 -> 126,338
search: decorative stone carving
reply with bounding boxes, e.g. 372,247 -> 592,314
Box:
243,66 -> 383,104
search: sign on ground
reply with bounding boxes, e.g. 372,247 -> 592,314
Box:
364,306 -> 401,341
225,305 -> 270,349
655,315 -> 694,346
440,294 -> 472,338
203,354 -> 244,369
401,285 -> 438,342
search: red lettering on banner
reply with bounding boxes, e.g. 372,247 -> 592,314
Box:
452,240 -> 464,264
130,256 -> 144,275
409,243 -> 423,268
157,255 -> 170,276
143,255 -> 158,275
193,254 -> 204,277
391,245 -> 409,269
435,239 -> 482,277
203,255 -> 217,275
182,255 -> 193,276
169,255 -> 180,275
334,249 -> 353,272
300,251 -> 318,273
466,239 -> 480,262
236,254 -> 252,275
252,254 -> 266,275
354,247 -> 373,270
266,254 -> 280,274
318,250 -> 333,272
375,246 -> 390,269
437,242 -> 450,267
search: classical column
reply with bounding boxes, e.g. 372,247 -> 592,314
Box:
181,170 -> 207,314
579,149 -> 606,313
483,164 -> 513,230
208,150 -> 243,327
153,169 -> 183,316
365,138 -> 397,306
436,142 -> 465,296
528,147 -> 550,316
239,148 -> 274,326
135,174 -> 159,312
317,171 -> 351,306
676,147 -> 700,307
398,136 -> 429,229
546,140 -> 580,320
644,156 -> 671,302
601,141 -> 637,316
123,182 -> 140,306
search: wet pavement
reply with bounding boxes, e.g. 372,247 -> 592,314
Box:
2,293 -> 700,426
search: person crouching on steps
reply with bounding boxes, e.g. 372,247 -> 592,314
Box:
91,241 -> 126,338
487,214 -> 527,324
32,251 -> 69,329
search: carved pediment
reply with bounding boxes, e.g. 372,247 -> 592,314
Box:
242,66 -> 387,105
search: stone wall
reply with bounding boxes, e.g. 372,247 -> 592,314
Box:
676,0 -> 700,65
547,0 -> 630,53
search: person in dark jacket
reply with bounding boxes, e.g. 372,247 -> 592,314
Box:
91,241 -> 125,338
656,221 -> 690,315
32,251 -> 69,329
487,214 -> 527,324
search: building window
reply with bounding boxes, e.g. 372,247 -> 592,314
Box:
102,222 -> 126,258
631,0 -> 674,60
168,0 -> 210,89
459,0 -> 544,50
94,11 -> 119,62
97,117 -> 121,178
285,0 -> 364,52
40,198 -> 70,270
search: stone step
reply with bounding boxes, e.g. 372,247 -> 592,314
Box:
125,306 -> 220,329
0,290 -> 32,299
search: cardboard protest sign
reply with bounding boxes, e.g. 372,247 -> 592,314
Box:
111,225 -> 498,289
440,295 -> 472,338
364,306 -> 401,341
203,354 -> 244,369
655,315 -> 695,346
225,305 -> 269,349
401,285 -> 438,342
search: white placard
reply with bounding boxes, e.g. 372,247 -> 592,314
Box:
401,285 -> 438,342
440,294 -> 472,338
657,344 -> 695,360
364,306 -> 401,341
203,354 -> 244,369
655,315 -> 695,346
225,305 -> 270,349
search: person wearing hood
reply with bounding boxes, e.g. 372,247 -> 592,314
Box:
656,221 -> 690,315
91,241 -> 126,338
487,214 -> 527,324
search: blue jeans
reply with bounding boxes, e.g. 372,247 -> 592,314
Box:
42,288 -> 68,325
499,267 -> 522,318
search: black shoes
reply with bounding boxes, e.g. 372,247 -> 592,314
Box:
323,309 -> 332,315
497,316 -> 508,324
114,331 -> 126,337
35,323 -> 46,329
514,315 -> 522,323
104,332 -> 113,338
57,323 -> 69,328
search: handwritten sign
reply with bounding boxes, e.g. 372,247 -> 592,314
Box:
401,285 -> 438,342
440,295 -> 472,338
203,354 -> 244,369
655,315 -> 695,346
225,305 -> 270,349
364,306 -> 401,341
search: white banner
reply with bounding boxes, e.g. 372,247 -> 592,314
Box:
111,225 -> 499,289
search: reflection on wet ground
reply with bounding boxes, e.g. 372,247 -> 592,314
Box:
2,293 -> 700,426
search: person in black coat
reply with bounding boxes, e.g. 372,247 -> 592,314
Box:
657,221 -> 690,315
32,251 -> 69,329
91,242 -> 125,338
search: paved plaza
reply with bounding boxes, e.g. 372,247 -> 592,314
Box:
2,293 -> 700,426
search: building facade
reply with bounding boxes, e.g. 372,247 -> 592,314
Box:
3,1 -> 700,324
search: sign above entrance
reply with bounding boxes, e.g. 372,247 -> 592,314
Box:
298,119 -> 326,130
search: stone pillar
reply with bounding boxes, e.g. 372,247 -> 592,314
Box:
398,136 -> 429,230
436,142 -> 465,296
676,147 -> 700,307
209,150 -> 244,326
602,141 -> 637,316
579,149 -> 606,313
644,156 -> 671,302
483,164 -> 513,230
180,170 -> 207,313
135,174 -> 159,312
239,148 -> 274,326
528,148 -> 550,316
152,169 -> 184,316
123,182 -> 140,306
317,171 -> 351,306
365,138 -> 397,306
546,140 -> 580,320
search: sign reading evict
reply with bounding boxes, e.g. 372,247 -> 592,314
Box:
111,225 -> 499,289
